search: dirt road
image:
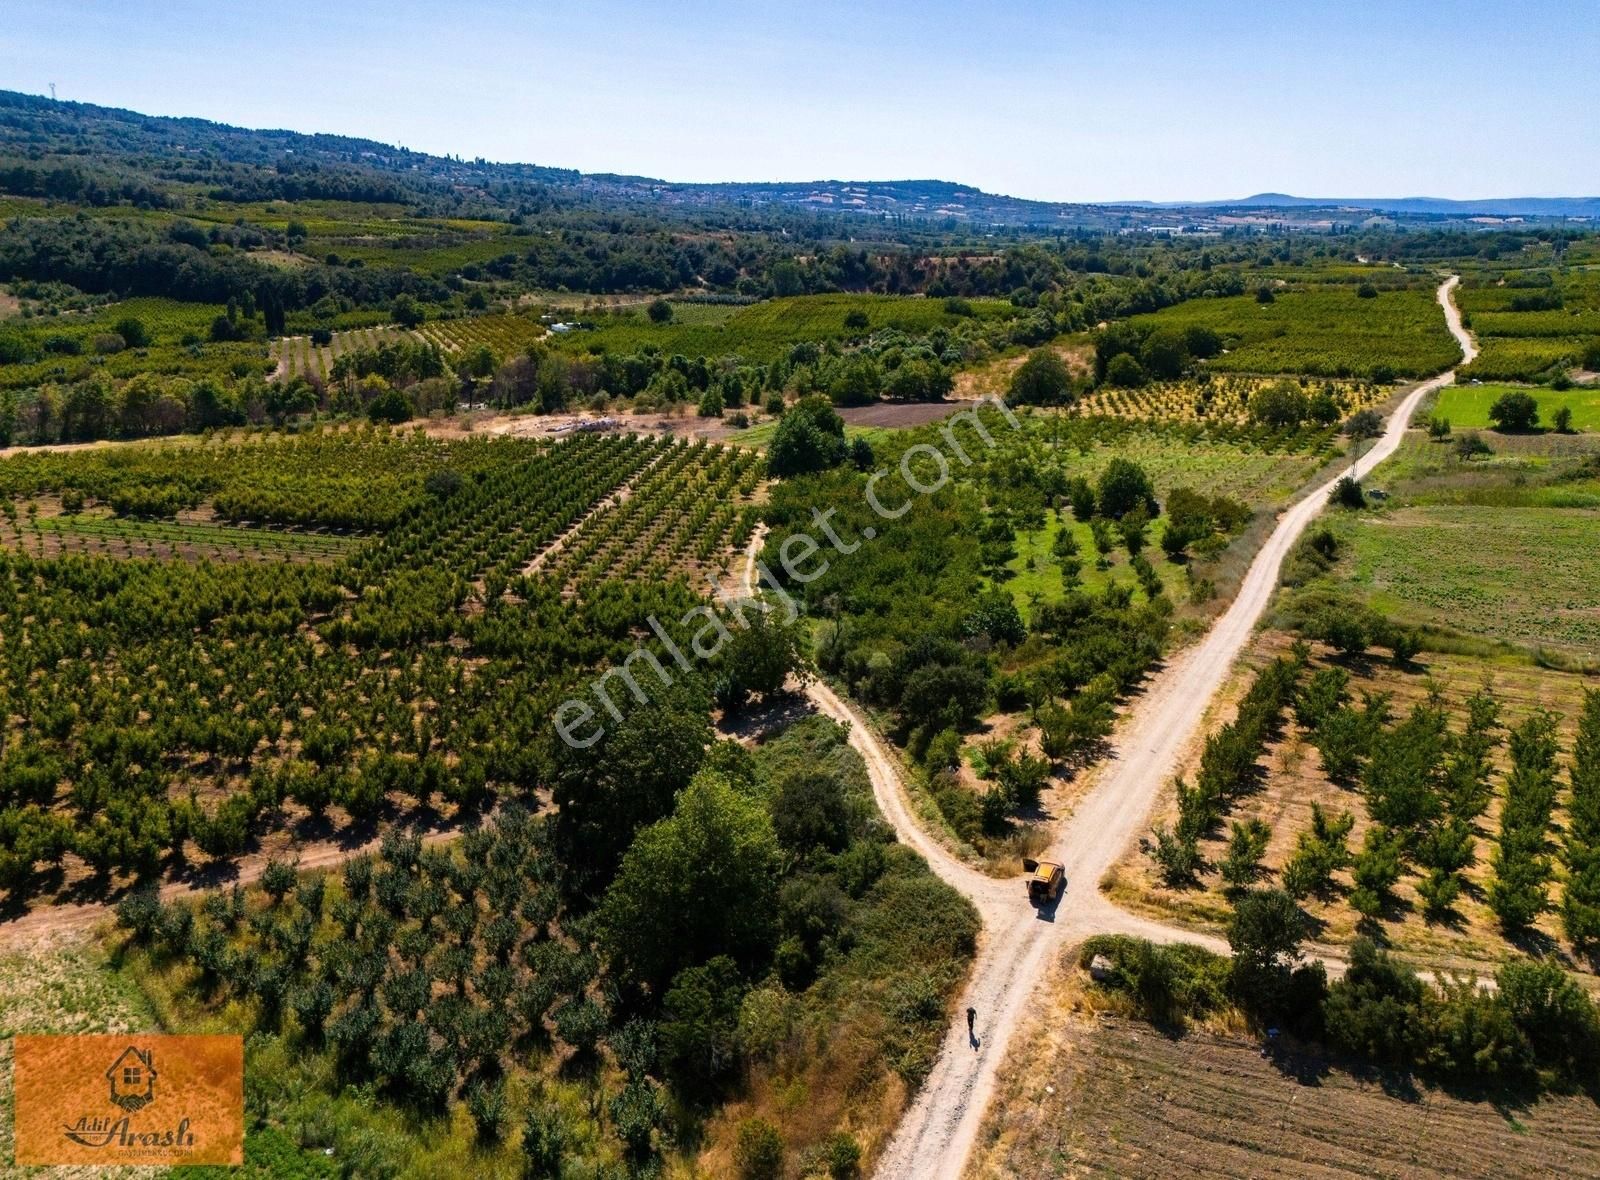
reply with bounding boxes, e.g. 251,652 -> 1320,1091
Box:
860,277 -> 1473,1179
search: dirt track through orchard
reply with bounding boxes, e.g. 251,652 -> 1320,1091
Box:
836,277 -> 1476,1180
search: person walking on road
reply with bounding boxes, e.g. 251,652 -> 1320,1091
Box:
966,1006 -> 977,1047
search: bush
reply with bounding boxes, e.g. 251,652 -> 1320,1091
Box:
114,316 -> 151,348
1322,937 -> 1426,1065
1105,352 -> 1145,388
1554,405 -> 1574,433
1078,934 -> 1231,1027
646,298 -> 673,324
734,1118 -> 785,1180
1329,476 -> 1365,509
823,1132 -> 863,1179
367,388 -> 413,424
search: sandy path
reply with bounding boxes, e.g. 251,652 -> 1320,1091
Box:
862,277 -> 1473,1179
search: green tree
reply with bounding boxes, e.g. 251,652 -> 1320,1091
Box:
1096,458 -> 1157,520
1138,327 -> 1189,380
647,298 -> 674,324
767,395 -> 847,478
1249,380 -> 1308,428
661,955 -> 747,1088
367,387 -> 413,424
1563,691 -> 1600,948
1220,818 -> 1271,889
598,772 -> 782,990
1342,409 -> 1384,471
1007,347 -> 1075,407
1489,390 -> 1539,432
1227,887 -> 1305,1005
390,293 -> 424,328
1105,352 -> 1145,388
1489,711 -> 1561,932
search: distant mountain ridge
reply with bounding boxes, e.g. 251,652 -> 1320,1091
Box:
1129,192 -> 1600,218
2,89 -> 1595,226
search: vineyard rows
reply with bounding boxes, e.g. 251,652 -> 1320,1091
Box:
1076,375 -> 1381,426
270,314 -> 548,381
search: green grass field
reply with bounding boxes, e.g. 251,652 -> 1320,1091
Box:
1433,383 -> 1600,431
1334,504 -> 1600,655
1131,285 -> 1460,379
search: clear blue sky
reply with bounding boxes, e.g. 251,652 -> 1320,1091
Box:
4,0 -> 1595,202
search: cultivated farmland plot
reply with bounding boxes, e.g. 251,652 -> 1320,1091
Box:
1131,285 -> 1462,378
1075,374 -> 1383,426
0,427 -> 767,899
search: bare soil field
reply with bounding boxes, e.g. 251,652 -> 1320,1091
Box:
838,400 -> 971,428
970,967 -> 1600,1178
1106,629 -> 1598,973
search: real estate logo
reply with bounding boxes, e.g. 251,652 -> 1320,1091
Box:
13,1034 -> 243,1166
106,1044 -> 158,1113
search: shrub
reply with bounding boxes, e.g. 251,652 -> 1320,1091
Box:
114,316 -> 151,348
823,1132 -> 863,1179
1105,352 -> 1146,388
1329,476 -> 1365,509
1554,404 -> 1574,433
646,298 -> 673,324
734,1118 -> 785,1180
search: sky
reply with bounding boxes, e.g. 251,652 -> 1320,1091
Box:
3,0 -> 1596,203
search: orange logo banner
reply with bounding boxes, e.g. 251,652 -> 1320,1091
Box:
13,1034 -> 243,1166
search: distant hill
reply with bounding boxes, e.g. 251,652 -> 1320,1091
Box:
1134,192 -> 1600,219
1,89 -> 1595,228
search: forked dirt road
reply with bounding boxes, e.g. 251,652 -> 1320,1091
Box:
1,281 -> 1477,1177
812,277 -> 1476,1179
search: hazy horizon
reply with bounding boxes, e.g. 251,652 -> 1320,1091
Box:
4,0 -> 1597,205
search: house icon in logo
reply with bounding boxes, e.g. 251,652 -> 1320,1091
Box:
106,1046 -> 157,1113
